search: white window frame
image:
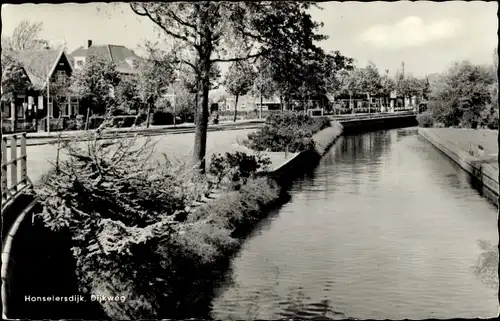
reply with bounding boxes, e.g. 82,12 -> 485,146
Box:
70,97 -> 79,115
55,70 -> 66,87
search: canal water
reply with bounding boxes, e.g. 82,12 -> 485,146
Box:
210,127 -> 498,320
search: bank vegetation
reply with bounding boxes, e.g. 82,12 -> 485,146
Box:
34,119 -> 287,319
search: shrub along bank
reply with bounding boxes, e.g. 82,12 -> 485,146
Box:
35,130 -> 286,320
244,111 -> 332,152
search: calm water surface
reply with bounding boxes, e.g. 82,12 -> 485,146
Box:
210,127 -> 498,320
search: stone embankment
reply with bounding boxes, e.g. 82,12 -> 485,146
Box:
418,127 -> 498,202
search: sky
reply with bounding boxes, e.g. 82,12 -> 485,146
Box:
1,1 -> 498,78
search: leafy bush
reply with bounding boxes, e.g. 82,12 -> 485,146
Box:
35,126 -> 214,319
244,111 -> 331,152
416,111 -> 434,128
35,124 -> 282,319
208,152 -> 271,191
186,176 -> 281,240
151,110 -> 174,125
88,115 -> 146,129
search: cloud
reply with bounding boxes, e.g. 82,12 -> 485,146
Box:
359,16 -> 462,50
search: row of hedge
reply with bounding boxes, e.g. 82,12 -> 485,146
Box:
416,110 -> 499,130
35,131 -> 286,319
244,111 -> 332,153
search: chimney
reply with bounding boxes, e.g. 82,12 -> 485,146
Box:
86,40 -> 93,49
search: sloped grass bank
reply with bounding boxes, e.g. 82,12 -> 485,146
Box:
32,131 -> 289,320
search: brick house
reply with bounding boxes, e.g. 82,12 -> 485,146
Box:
69,40 -> 142,113
1,48 -> 78,132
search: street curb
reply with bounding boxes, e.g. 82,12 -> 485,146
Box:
11,123 -> 265,147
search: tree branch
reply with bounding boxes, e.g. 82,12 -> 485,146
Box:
211,49 -> 268,64
129,4 -> 196,47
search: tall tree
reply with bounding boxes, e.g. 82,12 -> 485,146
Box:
358,61 -> 382,113
379,69 -> 395,110
69,54 -> 120,126
136,49 -> 175,127
428,60 -> 495,128
338,67 -> 363,112
323,51 -> 355,112
251,57 -> 277,118
224,60 -> 255,122
130,1 -> 326,172
2,20 -> 48,53
1,57 -> 32,129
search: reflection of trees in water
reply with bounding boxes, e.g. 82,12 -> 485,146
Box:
473,239 -> 499,290
218,266 -> 352,321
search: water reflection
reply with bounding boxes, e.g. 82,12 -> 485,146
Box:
474,239 -> 499,289
211,128 -> 498,320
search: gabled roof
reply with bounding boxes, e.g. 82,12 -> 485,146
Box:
15,48 -> 72,89
69,44 -> 141,75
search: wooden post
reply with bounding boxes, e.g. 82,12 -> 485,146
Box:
10,135 -> 17,192
20,133 -> 27,185
10,102 -> 16,132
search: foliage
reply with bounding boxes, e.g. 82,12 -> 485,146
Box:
137,50 -> 175,107
1,57 -> 32,103
35,116 -> 283,319
69,54 -> 121,115
130,1 -> 329,171
34,117 -> 222,319
1,20 -> 49,53
426,60 -> 496,128
244,111 -> 331,152
416,111 -> 434,128
185,176 -> 281,241
114,75 -> 142,112
151,110 -> 175,126
323,51 -> 355,101
225,60 -> 256,121
208,152 -> 271,191
250,57 -> 278,101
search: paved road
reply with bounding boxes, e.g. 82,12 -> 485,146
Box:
6,128 -> 295,189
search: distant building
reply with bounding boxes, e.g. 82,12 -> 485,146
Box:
1,48 -> 78,131
69,40 -> 141,75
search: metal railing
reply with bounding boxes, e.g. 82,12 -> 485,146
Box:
1,133 -> 32,209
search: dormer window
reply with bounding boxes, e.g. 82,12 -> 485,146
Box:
76,60 -> 84,67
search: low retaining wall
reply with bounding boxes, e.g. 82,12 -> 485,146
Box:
340,114 -> 417,135
418,128 -> 499,202
269,122 -> 343,184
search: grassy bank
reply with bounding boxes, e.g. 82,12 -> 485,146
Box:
33,130 -> 289,320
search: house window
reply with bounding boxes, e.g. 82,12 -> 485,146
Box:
55,70 -> 66,86
60,98 -> 70,117
70,97 -> 79,115
16,104 -> 25,119
48,97 -> 54,117
76,60 -> 84,67
1,102 -> 11,118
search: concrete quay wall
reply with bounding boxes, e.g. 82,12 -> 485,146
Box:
418,128 -> 499,202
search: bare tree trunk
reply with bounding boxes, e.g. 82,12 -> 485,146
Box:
146,102 -> 152,128
233,94 -> 239,122
259,85 -> 263,119
279,94 -> 283,111
349,93 -> 353,114
192,9 -> 211,173
368,92 -> 371,114
84,105 -> 91,130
